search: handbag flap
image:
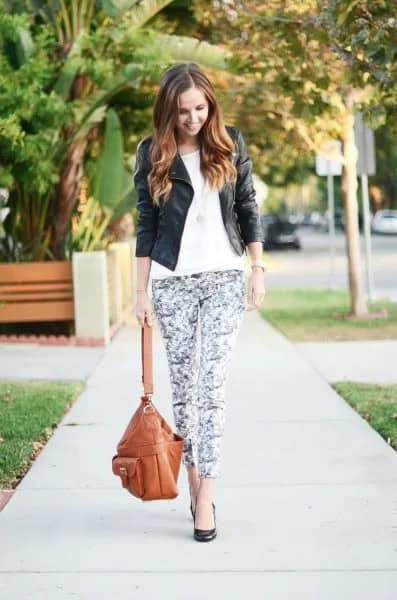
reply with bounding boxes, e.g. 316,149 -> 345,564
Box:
112,455 -> 140,477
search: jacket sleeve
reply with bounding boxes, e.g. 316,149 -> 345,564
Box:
133,140 -> 159,257
234,128 -> 264,245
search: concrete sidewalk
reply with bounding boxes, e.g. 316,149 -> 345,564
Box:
296,340 -> 397,385
0,311 -> 396,599
0,342 -> 104,382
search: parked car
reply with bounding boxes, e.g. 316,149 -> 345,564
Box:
261,214 -> 301,250
322,208 -> 367,232
322,208 -> 345,231
333,208 -> 345,230
302,212 -> 323,227
371,209 -> 397,235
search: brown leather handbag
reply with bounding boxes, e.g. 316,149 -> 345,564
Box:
112,322 -> 184,500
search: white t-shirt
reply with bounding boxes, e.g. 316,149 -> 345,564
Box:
150,149 -> 246,280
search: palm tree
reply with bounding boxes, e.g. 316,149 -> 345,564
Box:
2,0 -> 230,258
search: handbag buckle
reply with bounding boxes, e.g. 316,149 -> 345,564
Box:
143,393 -> 154,412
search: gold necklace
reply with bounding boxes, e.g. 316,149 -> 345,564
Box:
195,178 -> 208,223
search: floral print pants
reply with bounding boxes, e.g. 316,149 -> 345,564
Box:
151,269 -> 246,479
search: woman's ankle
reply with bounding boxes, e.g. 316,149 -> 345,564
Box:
196,477 -> 215,504
186,465 -> 200,496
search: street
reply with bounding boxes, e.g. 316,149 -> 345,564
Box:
264,227 -> 397,301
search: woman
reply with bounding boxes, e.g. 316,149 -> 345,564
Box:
134,63 -> 266,542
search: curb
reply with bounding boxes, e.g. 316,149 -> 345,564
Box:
0,490 -> 14,512
0,302 -> 136,347
0,334 -> 106,346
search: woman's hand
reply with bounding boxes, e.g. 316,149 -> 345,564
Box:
246,269 -> 266,311
135,290 -> 154,327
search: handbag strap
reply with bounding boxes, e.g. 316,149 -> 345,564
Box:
141,322 -> 154,395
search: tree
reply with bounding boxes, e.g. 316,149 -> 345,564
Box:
194,0 -> 397,317
0,0 -> 230,260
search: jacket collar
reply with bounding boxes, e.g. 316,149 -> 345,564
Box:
167,152 -> 233,220
168,148 -> 237,187
169,152 -> 193,186
146,126 -> 238,187
167,150 -> 235,216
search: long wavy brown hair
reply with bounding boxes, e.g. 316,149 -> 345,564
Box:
147,63 -> 237,206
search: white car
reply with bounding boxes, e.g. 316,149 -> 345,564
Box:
371,209 -> 397,234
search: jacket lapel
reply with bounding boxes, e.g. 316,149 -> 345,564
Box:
168,149 -> 236,216
169,153 -> 192,185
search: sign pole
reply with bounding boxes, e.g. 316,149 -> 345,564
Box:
361,173 -> 374,300
316,140 -> 342,290
327,172 -> 336,288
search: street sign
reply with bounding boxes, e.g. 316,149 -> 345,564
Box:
354,113 -> 376,299
315,140 -> 342,176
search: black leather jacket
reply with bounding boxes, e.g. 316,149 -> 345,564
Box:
133,124 -> 263,271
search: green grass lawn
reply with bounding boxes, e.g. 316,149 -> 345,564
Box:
260,288 -> 397,341
333,382 -> 397,451
0,380 -> 84,489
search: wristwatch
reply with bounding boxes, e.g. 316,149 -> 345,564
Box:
250,260 -> 267,273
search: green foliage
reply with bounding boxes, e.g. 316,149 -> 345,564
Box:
0,15 -> 71,195
192,0 -> 397,199
1,1 -> 232,260
333,381 -> 397,451
68,195 -> 113,253
373,124 -> 397,208
10,192 -> 53,261
261,288 -> 397,341
88,106 -> 136,225
322,1 -> 397,129
0,379 -> 84,489
102,0 -> 174,23
85,130 -> 137,225
0,12 -> 71,260
0,14 -> 113,258
91,109 -> 124,209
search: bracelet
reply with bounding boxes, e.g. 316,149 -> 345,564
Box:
250,261 -> 267,273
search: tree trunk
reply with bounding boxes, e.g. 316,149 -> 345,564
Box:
49,74 -> 93,259
340,92 -> 368,317
50,137 -> 87,258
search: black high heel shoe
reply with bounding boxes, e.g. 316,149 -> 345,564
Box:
193,502 -> 217,542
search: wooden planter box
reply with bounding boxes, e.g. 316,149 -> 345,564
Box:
0,244 -> 134,343
0,261 -> 74,323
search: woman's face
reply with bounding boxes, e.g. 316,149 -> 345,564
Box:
175,86 -> 209,141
